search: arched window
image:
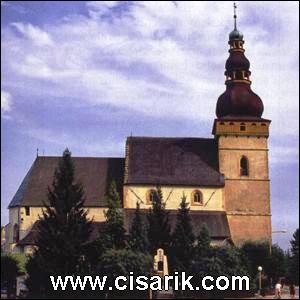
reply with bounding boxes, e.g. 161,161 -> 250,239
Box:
147,189 -> 158,204
240,123 -> 246,131
13,224 -> 19,243
192,190 -> 203,205
240,156 -> 249,176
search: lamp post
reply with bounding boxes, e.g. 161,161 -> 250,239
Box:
258,266 -> 263,296
272,230 -> 287,234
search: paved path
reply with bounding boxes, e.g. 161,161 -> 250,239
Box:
251,286 -> 299,299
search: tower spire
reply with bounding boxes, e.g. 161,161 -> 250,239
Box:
233,2 -> 237,30
215,3 -> 264,119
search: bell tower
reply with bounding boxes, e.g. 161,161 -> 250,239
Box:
212,3 -> 272,245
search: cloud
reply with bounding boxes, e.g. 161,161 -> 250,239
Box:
87,1 -> 121,18
1,1 -> 299,135
269,145 -> 299,164
21,126 -> 124,157
11,23 -> 54,46
1,90 -> 12,114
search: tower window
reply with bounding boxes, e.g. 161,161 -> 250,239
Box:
261,123 -> 266,126
240,156 -> 249,176
192,190 -> 203,205
25,206 -> 30,216
240,123 -> 246,131
229,122 -> 234,125
251,123 -> 256,126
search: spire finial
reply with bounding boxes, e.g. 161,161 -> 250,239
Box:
233,2 -> 237,30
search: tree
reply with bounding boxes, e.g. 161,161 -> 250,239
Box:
26,149 -> 92,298
267,245 -> 287,284
170,194 -> 195,271
241,240 -> 271,279
128,202 -> 149,253
187,244 -> 254,299
241,240 -> 288,288
97,249 -> 153,299
101,180 -> 126,250
147,186 -> 171,254
10,253 -> 28,274
288,228 -> 299,284
195,223 -> 211,257
1,254 -> 20,298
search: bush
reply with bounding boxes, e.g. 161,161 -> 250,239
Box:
97,249 -> 153,298
1,253 -> 20,297
11,253 -> 28,273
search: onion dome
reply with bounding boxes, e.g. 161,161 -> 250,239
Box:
225,51 -> 250,71
216,83 -> 263,118
216,3 -> 264,118
229,29 -> 243,40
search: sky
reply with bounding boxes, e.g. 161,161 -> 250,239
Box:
1,1 -> 299,250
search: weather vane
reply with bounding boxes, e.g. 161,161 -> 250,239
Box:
233,2 -> 237,30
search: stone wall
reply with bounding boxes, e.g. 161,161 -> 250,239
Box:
218,134 -> 272,245
227,214 -> 272,246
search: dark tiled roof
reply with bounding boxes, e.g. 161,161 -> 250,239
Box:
17,221 -> 105,246
123,209 -> 230,238
125,137 -> 224,187
9,156 -> 125,208
18,210 -> 230,246
17,222 -> 39,246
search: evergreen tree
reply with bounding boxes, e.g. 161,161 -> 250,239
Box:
288,228 -> 299,284
26,149 -> 92,298
195,223 -> 211,257
129,202 -> 149,253
101,180 -> 126,250
147,186 -> 171,254
171,194 -> 195,271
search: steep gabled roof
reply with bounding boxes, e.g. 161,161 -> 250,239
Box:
8,156 -> 125,208
125,137 -> 224,187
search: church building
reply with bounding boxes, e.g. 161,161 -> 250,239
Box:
2,12 -> 272,254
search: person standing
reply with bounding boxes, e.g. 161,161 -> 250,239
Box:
275,281 -> 282,299
289,283 -> 296,299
